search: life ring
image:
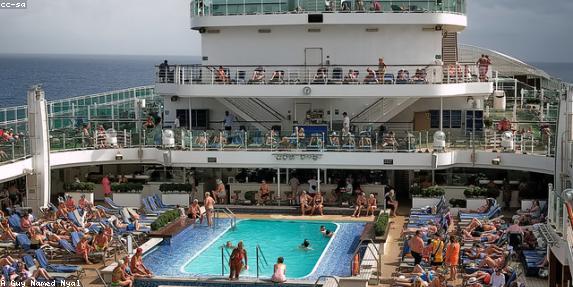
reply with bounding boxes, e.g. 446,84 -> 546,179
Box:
352,253 -> 360,276
303,86 -> 312,95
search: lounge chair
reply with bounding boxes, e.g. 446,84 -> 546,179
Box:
153,194 -> 175,209
312,67 -> 328,84
104,198 -> 123,210
328,67 -> 343,84
15,233 -> 31,251
8,214 -> 23,233
22,254 -> 75,280
35,248 -> 83,276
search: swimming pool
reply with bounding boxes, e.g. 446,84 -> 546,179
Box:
143,218 -> 365,281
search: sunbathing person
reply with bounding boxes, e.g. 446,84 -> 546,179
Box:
64,195 -> 76,210
20,212 -> 32,232
464,218 -> 500,233
463,270 -> 492,285
478,254 -> 506,269
366,194 -> 377,216
112,259 -> 133,287
249,66 -> 265,83
402,221 -> 438,237
0,256 -> 16,266
0,219 -> 16,241
131,247 -> 153,278
311,191 -> 324,216
461,200 -> 492,213
187,199 -> 204,224
364,68 -> 379,84
76,236 -> 93,264
351,192 -> 367,217
93,229 -> 110,252
112,217 -> 140,231
78,194 -> 92,210
464,243 -> 505,259
462,230 -> 500,243
55,202 -> 69,219
299,191 -> 313,216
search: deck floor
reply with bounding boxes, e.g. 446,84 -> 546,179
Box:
80,208 -> 549,287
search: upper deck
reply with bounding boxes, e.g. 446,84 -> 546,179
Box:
191,0 -> 467,29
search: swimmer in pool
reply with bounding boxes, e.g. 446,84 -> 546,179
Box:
320,226 -> 326,235
224,241 -> 235,249
325,230 -> 334,238
299,239 -> 312,250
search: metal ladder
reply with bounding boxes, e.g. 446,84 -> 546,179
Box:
350,238 -> 381,284
214,207 -> 237,229
220,246 -> 232,276
256,244 -> 269,279
313,275 -> 341,287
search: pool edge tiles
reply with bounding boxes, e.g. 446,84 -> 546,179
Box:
143,218 -> 365,281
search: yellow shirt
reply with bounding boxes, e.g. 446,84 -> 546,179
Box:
431,239 -> 444,263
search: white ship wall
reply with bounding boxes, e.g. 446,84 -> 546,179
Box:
390,97 -> 475,122
201,25 -> 442,65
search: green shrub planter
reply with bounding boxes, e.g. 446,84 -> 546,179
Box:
244,190 -> 257,204
374,214 -> 390,237
63,182 -> 95,193
449,198 -> 467,208
464,186 -> 499,198
411,185 -> 445,197
159,183 -> 193,193
111,183 -> 144,193
150,209 -> 180,231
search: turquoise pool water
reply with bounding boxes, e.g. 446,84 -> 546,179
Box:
182,219 -> 338,278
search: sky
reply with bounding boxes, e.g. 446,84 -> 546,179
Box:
0,0 -> 572,63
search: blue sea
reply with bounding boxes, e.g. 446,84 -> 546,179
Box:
0,55 -> 570,107
0,54 -> 199,107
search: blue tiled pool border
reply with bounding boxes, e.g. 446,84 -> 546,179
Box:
143,218 -> 365,282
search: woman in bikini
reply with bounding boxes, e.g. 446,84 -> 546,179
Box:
271,257 -> 286,283
93,229 -> 109,252
311,191 -> 324,216
0,219 -> 16,241
366,194 -> 377,216
76,236 -> 93,264
131,247 -> 153,278
299,191 -> 312,216
229,241 -> 248,280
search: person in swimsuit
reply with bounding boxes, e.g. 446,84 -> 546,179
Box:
112,260 -> 133,287
93,229 -> 109,252
352,192 -> 367,217
213,179 -> 227,204
299,191 -> 312,216
299,239 -> 312,250
0,219 -> 16,241
271,257 -> 286,283
366,194 -> 377,216
311,191 -> 324,216
444,235 -> 460,281
131,247 -> 153,278
229,241 -> 247,280
78,194 -> 91,210
204,192 -> 215,227
187,199 -> 203,224
76,236 -> 93,264
258,180 -> 270,205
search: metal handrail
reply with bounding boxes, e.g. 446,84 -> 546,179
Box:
350,239 -> 380,284
255,244 -> 269,279
214,207 -> 237,229
313,275 -> 341,287
220,246 -> 231,276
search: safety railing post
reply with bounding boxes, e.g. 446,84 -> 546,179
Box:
204,131 -> 207,151
256,245 -> 260,279
221,247 -> 225,276
63,133 -> 66,150
11,142 -> 15,160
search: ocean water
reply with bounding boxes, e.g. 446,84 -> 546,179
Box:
0,54 -> 199,107
0,55 -> 570,108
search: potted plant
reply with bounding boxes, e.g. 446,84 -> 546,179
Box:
150,209 -> 180,231
112,182 -> 144,207
64,182 -> 95,203
484,118 -> 493,130
244,190 -> 257,205
159,183 -> 193,206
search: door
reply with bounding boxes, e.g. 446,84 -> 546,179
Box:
304,48 -> 323,82
295,103 -> 311,125
176,109 -> 190,129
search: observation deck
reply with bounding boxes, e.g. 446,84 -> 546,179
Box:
154,63 -> 493,98
191,0 -> 467,29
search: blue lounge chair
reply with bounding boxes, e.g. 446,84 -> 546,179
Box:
16,234 -> 31,251
22,255 -> 72,281
67,211 -> 82,227
58,239 -> 76,255
71,232 -> 83,248
104,198 -> 123,210
147,196 -> 170,212
35,248 -> 83,274
8,214 -> 22,233
153,194 -> 175,209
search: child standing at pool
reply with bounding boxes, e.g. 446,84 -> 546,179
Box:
271,257 -> 287,283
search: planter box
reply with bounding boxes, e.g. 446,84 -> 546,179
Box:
113,193 -> 142,208
466,198 -> 488,210
65,192 -> 94,204
412,197 -> 442,209
161,193 -> 190,207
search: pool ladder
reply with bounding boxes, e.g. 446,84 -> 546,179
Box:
256,244 -> 269,279
312,275 -> 340,287
350,239 -> 381,285
220,246 -> 232,276
214,207 -> 237,229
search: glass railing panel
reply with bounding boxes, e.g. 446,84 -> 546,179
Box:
192,0 -> 465,15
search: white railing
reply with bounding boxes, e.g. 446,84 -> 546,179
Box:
156,63 -> 486,86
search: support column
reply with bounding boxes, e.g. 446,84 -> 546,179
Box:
324,169 -> 328,184
277,168 -> 281,206
317,168 -> 321,194
26,86 -> 51,214
439,97 -> 443,131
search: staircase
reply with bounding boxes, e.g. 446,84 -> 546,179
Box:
352,98 -> 419,124
442,31 -> 458,65
217,98 -> 285,130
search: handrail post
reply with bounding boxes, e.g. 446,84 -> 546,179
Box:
63,133 -> 66,150
204,131 -> 207,151
256,245 -> 260,279
221,247 -> 225,276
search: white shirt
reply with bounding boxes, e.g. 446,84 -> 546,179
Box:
308,179 -> 318,194
343,116 -> 350,129
174,117 -> 180,128
490,272 -> 505,287
224,114 -> 234,127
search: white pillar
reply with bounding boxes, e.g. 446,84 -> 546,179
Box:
277,168 -> 281,206
26,86 -> 51,214
439,97 -> 443,131
317,168 -> 321,194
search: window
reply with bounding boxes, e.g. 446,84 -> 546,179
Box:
430,110 -> 462,129
191,109 -> 209,129
465,110 -> 484,134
